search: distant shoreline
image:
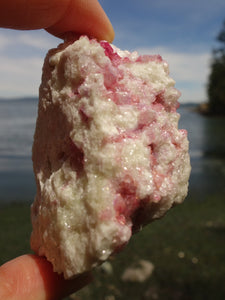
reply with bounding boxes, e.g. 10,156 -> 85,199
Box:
0,96 -> 38,103
197,102 -> 225,117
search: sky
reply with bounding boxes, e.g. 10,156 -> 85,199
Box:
0,0 -> 225,103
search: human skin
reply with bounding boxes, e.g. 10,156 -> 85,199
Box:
0,255 -> 92,300
0,1 -> 114,299
0,0 -> 115,42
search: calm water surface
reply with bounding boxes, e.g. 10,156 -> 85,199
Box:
178,105 -> 225,198
0,98 -> 224,203
0,98 -> 37,203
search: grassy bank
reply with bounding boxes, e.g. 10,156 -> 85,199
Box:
0,194 -> 225,300
0,202 -> 32,264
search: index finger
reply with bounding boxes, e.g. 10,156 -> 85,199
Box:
0,254 -> 92,300
0,0 -> 114,42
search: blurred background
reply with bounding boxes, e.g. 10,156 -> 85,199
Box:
0,0 -> 225,299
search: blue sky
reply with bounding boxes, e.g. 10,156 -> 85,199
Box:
0,0 -> 225,103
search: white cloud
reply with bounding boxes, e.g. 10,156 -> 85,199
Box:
0,45 -> 211,102
137,47 -> 211,82
0,28 -> 212,102
0,33 -> 13,51
17,33 -> 60,50
0,29 -> 60,53
0,30 -> 60,97
136,47 -> 211,102
0,55 -> 43,97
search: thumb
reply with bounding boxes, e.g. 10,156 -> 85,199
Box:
0,254 -> 92,300
47,0 -> 115,42
0,0 -> 114,42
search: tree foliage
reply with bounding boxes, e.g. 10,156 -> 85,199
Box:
207,20 -> 225,115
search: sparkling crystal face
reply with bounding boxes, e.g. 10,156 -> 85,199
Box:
31,36 -> 191,278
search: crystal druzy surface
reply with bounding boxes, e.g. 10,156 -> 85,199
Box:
31,36 -> 191,278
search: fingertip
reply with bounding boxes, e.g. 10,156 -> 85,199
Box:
104,21 -> 115,43
46,0 -> 115,43
26,255 -> 93,299
0,254 -> 92,300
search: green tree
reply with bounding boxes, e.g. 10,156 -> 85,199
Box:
207,20 -> 225,115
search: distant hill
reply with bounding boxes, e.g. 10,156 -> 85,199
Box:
0,96 -> 38,103
0,97 -> 199,106
179,102 -> 199,108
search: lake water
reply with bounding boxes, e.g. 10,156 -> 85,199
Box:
0,98 -> 224,204
178,104 -> 225,199
0,98 -> 37,203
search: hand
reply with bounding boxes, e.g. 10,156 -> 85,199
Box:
0,1 -> 113,299
0,0 -> 114,42
0,254 -> 92,300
